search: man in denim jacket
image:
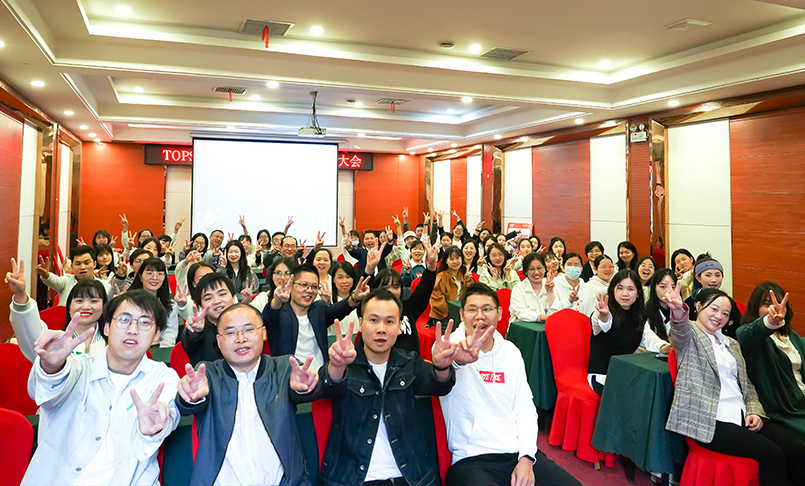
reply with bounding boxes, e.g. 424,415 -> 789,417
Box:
318,289 -> 492,486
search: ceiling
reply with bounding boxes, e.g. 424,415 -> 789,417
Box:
3,0 -> 805,152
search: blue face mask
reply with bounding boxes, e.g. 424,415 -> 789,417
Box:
565,266 -> 582,280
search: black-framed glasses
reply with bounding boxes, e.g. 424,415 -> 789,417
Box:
113,314 -> 155,331
294,282 -> 320,292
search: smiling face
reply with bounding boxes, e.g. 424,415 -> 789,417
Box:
333,267 -> 353,298
460,294 -> 501,352
586,245 -> 602,264
94,234 -> 109,245
141,266 -> 165,292
441,234 -> 452,248
142,241 -> 159,256
488,248 -> 505,267
272,233 -> 283,251
496,234 -> 507,246
518,239 -> 533,255
638,259 -> 655,284
462,242 -> 477,261
696,296 -> 732,335
619,247 -> 634,264
210,231 -> 224,248
281,237 -> 298,257
675,254 -> 693,273
447,253 -> 462,271
313,251 -> 331,275
193,266 -> 214,286
104,300 -> 160,371
200,282 -> 237,323
291,270 -> 320,310
655,275 -> 676,305
360,297 -> 401,363
71,252 -> 96,281
544,254 -> 559,274
453,225 -> 464,238
239,238 -> 251,253
97,251 -> 113,267
595,258 -> 615,281
363,232 -> 377,250
697,269 -> 723,289
410,244 -> 425,262
614,277 -> 639,309
525,259 -> 546,285
216,306 -> 266,373
69,294 -> 104,328
257,232 -> 269,248
192,235 -> 206,251
551,241 -> 565,256
227,245 -> 241,264
272,263 -> 291,289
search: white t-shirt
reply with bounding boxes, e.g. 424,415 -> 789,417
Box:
295,313 -> 324,371
365,361 -> 403,481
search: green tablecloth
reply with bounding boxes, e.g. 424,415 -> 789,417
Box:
447,300 -> 461,325
148,346 -> 172,364
591,353 -> 686,474
506,321 -> 556,410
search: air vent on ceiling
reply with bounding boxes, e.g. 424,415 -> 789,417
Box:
664,18 -> 712,32
480,47 -> 529,61
213,86 -> 247,95
239,19 -> 294,37
376,98 -> 409,105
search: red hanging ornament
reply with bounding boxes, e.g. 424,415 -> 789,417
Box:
229,89 -> 232,102
390,101 -> 395,113
262,26 -> 269,48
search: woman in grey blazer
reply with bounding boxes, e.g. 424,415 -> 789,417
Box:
665,286 -> 805,486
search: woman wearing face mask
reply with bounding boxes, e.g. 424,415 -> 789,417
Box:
401,240 -> 427,287
7,259 -> 109,362
636,256 -> 656,300
587,254 -> 615,299
666,287 -> 805,486
509,252 -> 557,323
553,253 -> 596,317
671,248 -> 695,300
738,282 -> 805,440
588,270 -> 670,395
684,255 -> 742,337
130,257 -> 188,348
616,241 -> 638,272
429,246 -> 476,329
581,241 -> 604,282
479,243 -> 518,291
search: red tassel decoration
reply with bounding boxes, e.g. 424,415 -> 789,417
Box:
390,101 -> 395,113
262,26 -> 269,48
229,90 -> 232,102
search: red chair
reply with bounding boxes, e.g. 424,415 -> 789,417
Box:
311,399 -> 334,472
40,305 -> 66,331
517,270 -> 526,281
734,300 -> 747,315
417,307 -> 435,362
431,396 -> 452,484
411,276 -> 422,292
471,273 -> 480,282
336,253 -> 345,263
668,350 -> 759,486
170,343 -> 192,378
391,259 -> 403,272
545,309 -> 614,468
168,274 -> 177,294
262,266 -> 268,279
0,407 -> 34,485
0,344 -> 38,416
495,288 -> 512,337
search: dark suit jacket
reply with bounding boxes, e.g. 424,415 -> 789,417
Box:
262,297 -> 355,358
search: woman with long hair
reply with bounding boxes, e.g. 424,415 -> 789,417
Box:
509,252 -> 557,323
130,257 -> 188,348
478,243 -> 517,290
306,247 -> 333,303
216,240 -> 259,302
644,268 -> 677,342
616,241 -> 638,272
429,245 -> 475,328
461,239 -> 480,274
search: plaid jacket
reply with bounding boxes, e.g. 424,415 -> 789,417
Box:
666,316 -> 765,443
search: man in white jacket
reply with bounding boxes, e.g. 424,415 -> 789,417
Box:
441,283 -> 581,486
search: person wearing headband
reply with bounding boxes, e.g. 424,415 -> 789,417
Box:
684,255 -> 743,337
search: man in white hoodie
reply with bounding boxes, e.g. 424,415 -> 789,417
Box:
441,283 -> 581,486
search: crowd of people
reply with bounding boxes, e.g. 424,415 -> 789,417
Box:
4,207 -> 805,486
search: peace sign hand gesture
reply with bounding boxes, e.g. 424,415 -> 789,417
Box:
274,277 -> 293,304
426,243 -> 439,271
595,293 -> 610,322
352,276 -> 371,302
545,273 -> 555,293
174,217 -> 186,233
185,304 -> 209,334
475,220 -> 485,231
767,290 -> 790,327
290,356 -> 320,393
327,319 -> 357,381
175,284 -> 189,307
568,284 -> 580,303
660,281 -> 685,314
130,382 -> 169,436
392,215 -> 400,226
314,231 -> 325,250
432,319 -> 457,370
178,363 -> 209,403
240,277 -> 254,302
5,258 -> 27,301
454,322 -> 496,365
402,258 -> 412,273
119,213 -> 129,232
34,313 -> 95,374
36,255 -> 51,279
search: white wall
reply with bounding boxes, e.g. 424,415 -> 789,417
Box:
166,166 -> 192,244
503,148 -> 533,231
590,134 -> 627,256
337,170 -> 354,252
17,122 -> 38,272
432,159 -> 451,220
57,144 -> 72,258
466,155 -> 482,230
668,120 -> 732,293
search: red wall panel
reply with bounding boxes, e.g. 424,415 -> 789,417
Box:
78,143 -> 166,245
0,110 -> 23,341
730,106 -> 805,333
531,140 -> 590,255
449,157 -> 467,228
354,154 -> 423,232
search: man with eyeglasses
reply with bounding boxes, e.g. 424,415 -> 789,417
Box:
36,244 -> 113,304
176,303 -> 321,486
263,266 -> 371,371
440,283 -> 580,486
181,273 -> 238,365
23,290 -> 180,486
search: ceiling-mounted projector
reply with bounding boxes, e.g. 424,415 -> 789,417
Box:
299,90 -> 327,138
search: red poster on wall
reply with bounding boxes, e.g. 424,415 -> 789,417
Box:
506,222 -> 533,238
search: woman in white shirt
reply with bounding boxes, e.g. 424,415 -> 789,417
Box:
509,252 -> 557,323
308,248 -> 333,303
329,260 -> 359,336
636,256 -> 656,301
479,243 -> 518,291
553,253 -> 596,317
587,254 -> 614,299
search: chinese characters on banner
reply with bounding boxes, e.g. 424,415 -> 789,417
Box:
337,152 -> 374,171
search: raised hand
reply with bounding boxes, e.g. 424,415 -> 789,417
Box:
237,215 -> 246,230
165,242 -> 175,256
183,249 -> 199,266
463,268 -> 476,285
274,277 -> 293,303
175,284 -> 188,307
318,282 -> 332,304
314,231 -> 325,250
595,293 -> 610,322
285,216 -> 294,231
185,304 -> 210,334
489,266 -> 499,279
568,284 -> 580,303
299,239 -> 307,254
116,260 -> 129,278
125,231 -> 134,250
475,220 -> 485,231
290,356 -> 319,393
452,209 -> 460,221
77,237 -> 87,246
178,363 -> 209,403
477,255 -> 487,269
503,258 -> 514,277
33,313 -> 95,373
182,239 -> 191,252
226,233 -> 234,243
661,281 -> 685,313
218,254 -> 226,267
36,255 -> 51,278
5,258 -> 27,300
537,245 -> 546,254
384,225 -> 393,242
366,247 -> 382,272
431,319 -> 457,369
545,273 -> 555,293
120,213 -> 129,231
402,207 -> 408,220
454,321 -> 496,365
426,243 -> 439,271
174,217 -> 185,233
131,382 -> 169,435
329,319 -> 357,368
402,258 -> 412,273
240,277 -> 254,302
352,276 -> 371,301
338,216 -> 346,234
423,212 -> 430,224
110,235 -> 118,248
392,215 -> 400,226
114,282 -> 130,296
767,290 -> 790,327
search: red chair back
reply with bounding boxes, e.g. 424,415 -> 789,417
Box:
0,408 -> 34,485
431,396 -> 452,483
517,270 -> 526,281
39,305 -> 66,331
411,276 -> 422,292
545,309 -> 592,390
311,399 -> 334,472
0,344 -> 38,416
495,288 -> 512,337
391,259 -> 403,270
262,266 -> 268,279
168,274 -> 177,294
336,253 -> 345,263
668,349 -> 678,383
170,343 -> 191,378
734,300 -> 747,315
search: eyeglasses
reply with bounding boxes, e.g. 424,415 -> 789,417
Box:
463,306 -> 498,316
294,282 -> 320,292
273,270 -> 292,276
143,270 -> 165,278
113,314 -> 155,331
219,325 -> 263,339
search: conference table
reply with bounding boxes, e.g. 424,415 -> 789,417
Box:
505,321 -> 557,411
591,353 -> 686,477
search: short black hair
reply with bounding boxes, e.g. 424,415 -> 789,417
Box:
188,261 -> 216,297
70,245 -> 96,261
211,229 -> 224,237
292,265 -> 318,282
372,268 -> 403,290
522,252 -> 545,273
282,235 -> 298,246
130,248 -> 153,263
157,234 -> 172,244
415,224 -> 424,230
361,288 -> 403,319
239,234 -> 252,243
585,240 -> 604,255
105,289 -> 168,332
562,252 -> 583,266
217,302 -> 263,330
460,282 -> 499,308
271,231 -> 285,239
594,254 -> 613,268
695,288 -> 733,314
193,273 -> 235,305
362,230 -> 377,238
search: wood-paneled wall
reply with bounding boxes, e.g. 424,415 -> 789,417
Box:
354,154 -> 424,233
0,109 -> 23,341
449,157 -> 467,226
628,119 -> 653,260
531,140 -> 591,255
731,107 -> 805,333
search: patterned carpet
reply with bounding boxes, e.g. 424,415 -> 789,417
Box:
538,434 -> 656,486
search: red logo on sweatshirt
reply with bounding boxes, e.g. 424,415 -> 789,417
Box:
478,371 -> 505,383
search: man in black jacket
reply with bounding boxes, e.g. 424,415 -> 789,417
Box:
176,303 -> 320,486
181,273 -> 237,365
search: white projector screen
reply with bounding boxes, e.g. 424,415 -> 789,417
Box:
192,139 -> 338,247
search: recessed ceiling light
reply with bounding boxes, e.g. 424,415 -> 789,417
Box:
517,137 -> 529,142
31,80 -> 44,87
133,87 -> 144,93
451,143 -> 458,148
310,26 -> 324,35
88,132 -> 96,137
668,99 -> 680,107
599,59 -> 611,68
227,126 -> 236,131
115,5 -> 132,15
494,134 -> 502,140
575,118 -> 584,124
469,44 -> 482,52
428,152 -> 435,156
409,151 -> 416,155
63,110 -> 74,116
473,145 -> 482,149
79,125 -> 88,130
358,132 -> 366,137
0,41 -> 5,48
446,109 -> 455,114
355,101 -> 364,108
461,97 -> 473,103
251,94 -> 260,100
354,145 -> 360,149
448,149 -> 457,154
93,138 -> 101,143
266,81 -> 279,89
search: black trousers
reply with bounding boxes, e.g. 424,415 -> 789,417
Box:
696,420 -> 805,486
445,452 -> 581,486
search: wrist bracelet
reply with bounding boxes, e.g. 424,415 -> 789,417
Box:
433,364 -> 450,372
